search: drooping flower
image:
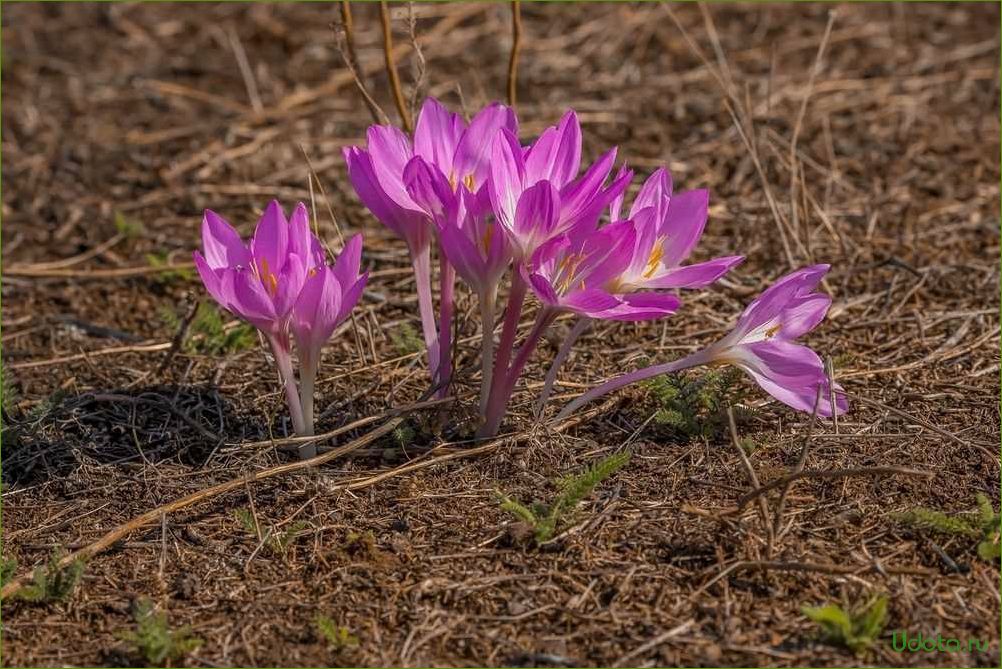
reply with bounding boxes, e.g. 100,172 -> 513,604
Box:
699,264 -> 846,416
555,265 -> 848,421
193,201 -> 367,454
608,167 -> 743,293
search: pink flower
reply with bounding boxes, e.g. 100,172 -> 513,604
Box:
193,201 -> 367,450
609,167 -> 743,293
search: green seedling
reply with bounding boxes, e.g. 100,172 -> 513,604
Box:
162,303 -> 256,356
146,251 -> 193,283
234,508 -> 306,557
316,615 -> 359,651
498,452 -> 630,544
389,322 -> 424,356
1,556 -> 17,587
891,493 -> 1000,563
642,368 -> 744,439
802,595 -> 888,655
15,550 -> 84,603
114,211 -> 145,239
119,598 -> 202,666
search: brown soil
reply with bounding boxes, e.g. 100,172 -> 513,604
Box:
1,2 -> 999,667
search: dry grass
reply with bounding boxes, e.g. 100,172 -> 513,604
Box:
1,3 -> 999,667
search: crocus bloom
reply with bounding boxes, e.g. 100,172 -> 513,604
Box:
291,233 -> 368,441
527,221 -> 681,321
193,201 -> 367,457
555,265 -> 848,422
608,167 -> 743,293
488,111 -> 632,260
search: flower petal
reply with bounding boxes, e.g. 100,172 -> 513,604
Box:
366,125 -> 419,210
524,110 -> 581,188
733,339 -> 848,416
629,167 -> 672,221
413,97 -> 465,174
292,266 -> 343,357
488,128 -> 526,231
660,188 -> 708,266
287,202 -> 313,265
735,264 -> 830,337
645,255 -> 744,289
250,200 -> 290,274
343,146 -> 430,250
331,233 -> 364,290
202,210 -> 250,269
453,102 -> 518,189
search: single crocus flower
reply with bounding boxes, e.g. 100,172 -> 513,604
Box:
290,233 -> 368,447
193,201 -> 366,457
555,264 -> 848,422
488,117 -> 631,261
527,221 -> 682,322
609,167 -> 744,292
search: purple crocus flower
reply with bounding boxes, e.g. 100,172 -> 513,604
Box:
527,221 -> 681,321
608,167 -> 744,292
343,98 -> 517,394
291,233 -> 368,443
555,265 -> 848,422
488,111 -> 632,261
193,201 -> 366,456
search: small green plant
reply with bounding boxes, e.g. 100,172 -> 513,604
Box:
114,211 -> 145,239
119,598 -> 202,666
642,368 -> 743,439
315,615 -> 359,651
392,421 -> 415,447
234,508 -> 306,557
891,494 -> 1000,562
162,303 -> 256,356
802,595 -> 888,655
1,556 -> 18,586
389,322 -> 424,356
15,551 -> 84,603
498,452 -> 630,544
146,251 -> 193,283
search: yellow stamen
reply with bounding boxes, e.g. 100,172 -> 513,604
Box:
258,257 -> 279,296
765,324 -> 781,339
481,224 -> 495,255
463,174 -> 476,191
642,237 -> 667,279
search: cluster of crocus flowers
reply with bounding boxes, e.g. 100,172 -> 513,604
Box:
194,201 -> 367,458
341,97 -> 846,438
342,96 -> 845,436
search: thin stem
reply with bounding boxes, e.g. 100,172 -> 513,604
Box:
478,286 -> 497,417
411,243 -> 440,386
533,317 -> 590,420
506,0 -> 522,107
479,308 -> 554,438
480,269 -> 527,431
436,252 -> 455,399
553,348 -> 713,424
379,0 -> 413,133
268,334 -> 308,447
298,354 -> 318,458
